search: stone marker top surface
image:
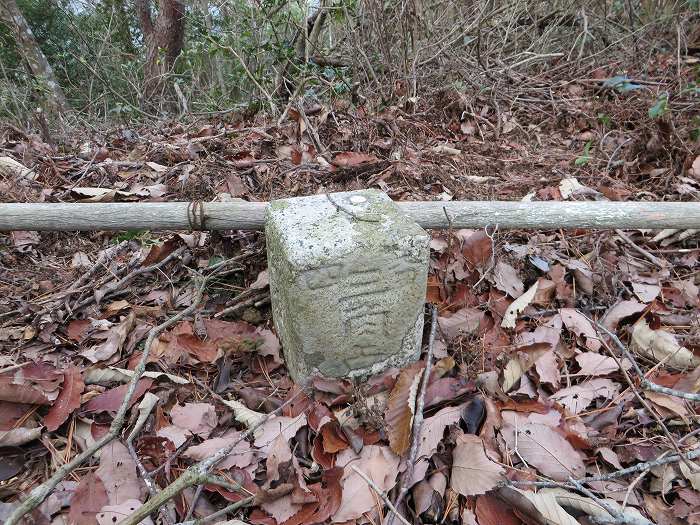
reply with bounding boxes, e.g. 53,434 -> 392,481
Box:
266,190 -> 428,267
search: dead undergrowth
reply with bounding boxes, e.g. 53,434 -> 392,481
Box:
0,18 -> 700,525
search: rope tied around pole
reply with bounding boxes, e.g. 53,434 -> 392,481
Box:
187,201 -> 206,230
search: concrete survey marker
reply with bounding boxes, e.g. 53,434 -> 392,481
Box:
266,190 -> 430,384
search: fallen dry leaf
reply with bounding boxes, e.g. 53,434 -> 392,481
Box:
0,361 -> 63,405
171,402 -> 218,438
81,379 -> 153,413
502,422 -> 585,481
95,440 -> 142,504
462,230 -> 493,269
45,366 -> 84,431
333,445 -> 400,522
438,307 -> 483,342
254,415 -> 307,454
96,499 -> 153,525
493,261 -> 525,298
560,308 -> 601,351
450,433 -> 505,496
575,352 -> 631,377
502,282 -> 539,328
69,471 -> 109,525
331,151 -> 379,167
550,378 -> 619,414
81,312 -> 135,363
631,318 -> 700,369
385,362 -> 423,456
183,432 -> 255,470
601,299 -> 646,330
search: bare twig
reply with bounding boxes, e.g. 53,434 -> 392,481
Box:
350,465 -> 411,525
510,447 -> 700,488
5,272 -> 211,525
594,321 -> 700,401
590,324 -> 693,469
568,477 -> 654,525
177,496 -> 254,525
614,230 -> 665,268
0,361 -> 30,375
388,305 -> 438,525
214,290 -> 269,319
71,246 -> 187,310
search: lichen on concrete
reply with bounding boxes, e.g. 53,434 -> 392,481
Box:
265,190 -> 429,384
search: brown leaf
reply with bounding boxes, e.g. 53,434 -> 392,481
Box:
254,415 -> 307,454
171,402 -> 218,438
450,433 -> 505,496
45,366 -> 84,431
475,493 -> 521,525
425,376 -> 475,408
175,333 -> 218,363
142,238 -> 181,266
385,362 -> 424,456
67,319 -> 92,342
550,378 -> 618,414
493,261 -> 525,298
333,445 -> 400,522
462,230 -> 493,268
183,432 -> 254,469
417,406 -> 460,460
97,500 -> 153,525
96,440 -> 142,505
601,300 -> 646,330
331,151 -> 379,167
68,472 -> 109,525
80,313 -> 135,363
82,379 -> 153,413
575,352 -> 631,377
438,308 -> 483,342
560,308 -> 601,351
502,423 -> 585,481
282,467 -> 342,525
320,421 -> 350,453
0,361 -> 63,405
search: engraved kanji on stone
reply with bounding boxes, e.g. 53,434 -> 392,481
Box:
266,190 -> 430,384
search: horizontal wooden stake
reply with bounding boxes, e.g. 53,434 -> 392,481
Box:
0,201 -> 699,231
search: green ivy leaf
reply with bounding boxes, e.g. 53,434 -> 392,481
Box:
574,140 -> 593,166
648,94 -> 669,119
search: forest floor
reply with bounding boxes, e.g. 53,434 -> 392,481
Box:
1,45 -> 700,525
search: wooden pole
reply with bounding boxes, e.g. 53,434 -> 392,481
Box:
1,201 -> 699,231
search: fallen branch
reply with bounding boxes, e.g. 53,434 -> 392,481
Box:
388,305 -> 438,524
5,272 -> 212,525
177,496 -> 254,525
71,246 -> 187,310
3,201 -> 700,231
510,447 -> 700,488
614,229 -> 665,268
568,477 -> 654,525
593,320 -> 700,402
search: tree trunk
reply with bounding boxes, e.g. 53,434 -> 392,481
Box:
135,0 -> 185,105
0,0 -> 70,114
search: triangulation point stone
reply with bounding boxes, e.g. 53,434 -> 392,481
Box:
265,190 -> 429,384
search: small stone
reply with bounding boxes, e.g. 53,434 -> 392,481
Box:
266,190 -> 429,384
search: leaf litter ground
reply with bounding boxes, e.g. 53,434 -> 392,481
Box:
1,55 -> 700,525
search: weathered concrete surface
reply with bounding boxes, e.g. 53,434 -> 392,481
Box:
266,190 -> 429,384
